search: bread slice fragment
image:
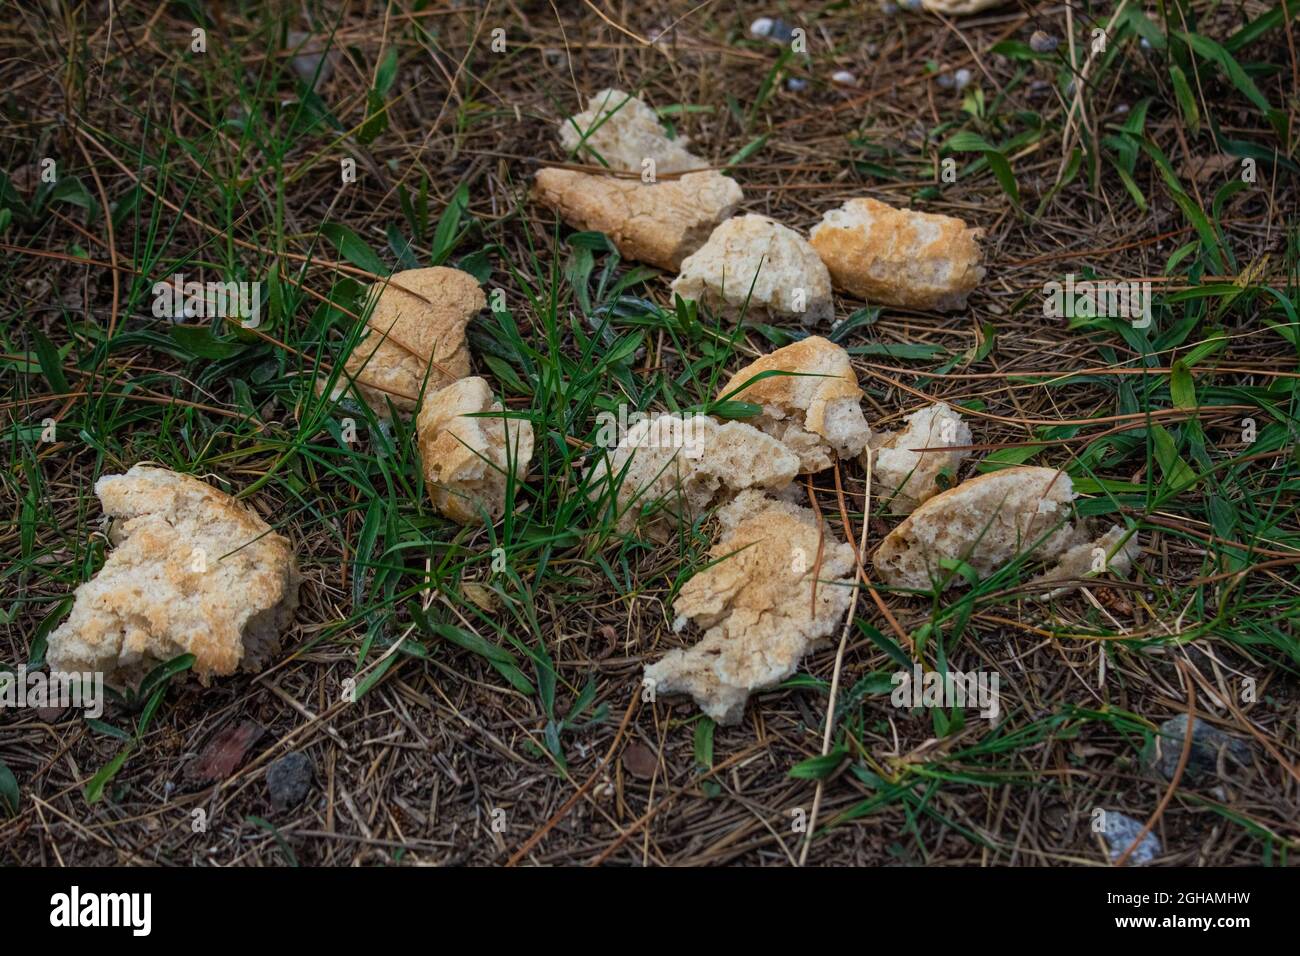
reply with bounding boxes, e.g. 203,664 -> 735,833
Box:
715,336 -> 870,473
873,466 -> 1083,590
586,413 -> 799,535
867,401 -> 972,513
533,168 -> 742,270
921,0 -> 1004,14
671,214 -> 834,325
558,88 -> 706,174
45,465 -> 299,690
336,267 -> 483,417
416,377 -> 534,524
644,491 -> 856,724
1027,524 -> 1141,600
810,197 -> 984,311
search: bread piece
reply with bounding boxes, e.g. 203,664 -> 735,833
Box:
644,490 -> 856,724
867,402 -> 972,513
1028,524 -> 1141,600
587,413 -> 799,535
533,168 -> 742,270
45,465 -> 299,690
809,197 -> 984,311
339,267 -> 484,417
558,88 -> 706,174
873,466 -> 1083,590
671,214 -> 834,325
921,0 -> 1004,14
416,377 -> 534,524
715,336 -> 870,473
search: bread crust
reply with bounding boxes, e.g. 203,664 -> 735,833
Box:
921,0 -> 1004,14
644,490 -> 855,724
533,168 -> 742,270
810,197 -> 984,311
716,336 -> 870,473
866,401 -> 972,513
46,465 -> 299,689
586,413 -> 799,535
340,267 -> 484,416
671,214 -> 833,324
558,88 -> 706,174
416,377 -> 534,524
873,466 -> 1079,589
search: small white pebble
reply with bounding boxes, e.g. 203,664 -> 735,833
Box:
831,70 -> 857,87
750,17 -> 774,38
954,68 -> 972,90
785,77 -> 808,92
936,73 -> 955,89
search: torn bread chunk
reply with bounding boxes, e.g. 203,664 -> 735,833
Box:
921,0 -> 1004,14
417,377 -> 534,525
45,465 -> 299,690
559,88 -> 707,174
715,336 -> 870,473
587,413 -> 799,535
644,490 -> 856,725
867,402 -> 972,513
1028,525 -> 1141,600
873,466 -> 1084,590
810,197 -> 984,311
671,214 -> 834,325
338,267 -> 484,417
533,168 -> 742,270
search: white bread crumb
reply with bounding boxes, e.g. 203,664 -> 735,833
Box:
873,466 -> 1084,590
558,88 -> 706,174
867,401 -> 972,513
922,0 -> 1003,14
1028,524 -> 1141,599
716,336 -> 870,473
417,377 -> 534,525
671,215 -> 833,325
644,490 -> 856,724
45,465 -> 299,689
586,413 -> 799,535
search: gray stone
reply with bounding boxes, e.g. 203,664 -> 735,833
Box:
1147,714 -> 1252,782
266,752 -> 313,810
1101,811 -> 1160,865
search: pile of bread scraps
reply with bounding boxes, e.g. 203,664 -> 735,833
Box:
43,86 -> 1140,732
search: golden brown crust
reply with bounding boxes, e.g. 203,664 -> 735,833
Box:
416,377 -> 534,524
341,267 -> 484,415
921,0 -> 1004,14
45,465 -> 299,689
873,466 -> 1080,589
715,336 -> 870,472
809,197 -> 984,311
533,168 -> 742,270
644,491 -> 856,724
